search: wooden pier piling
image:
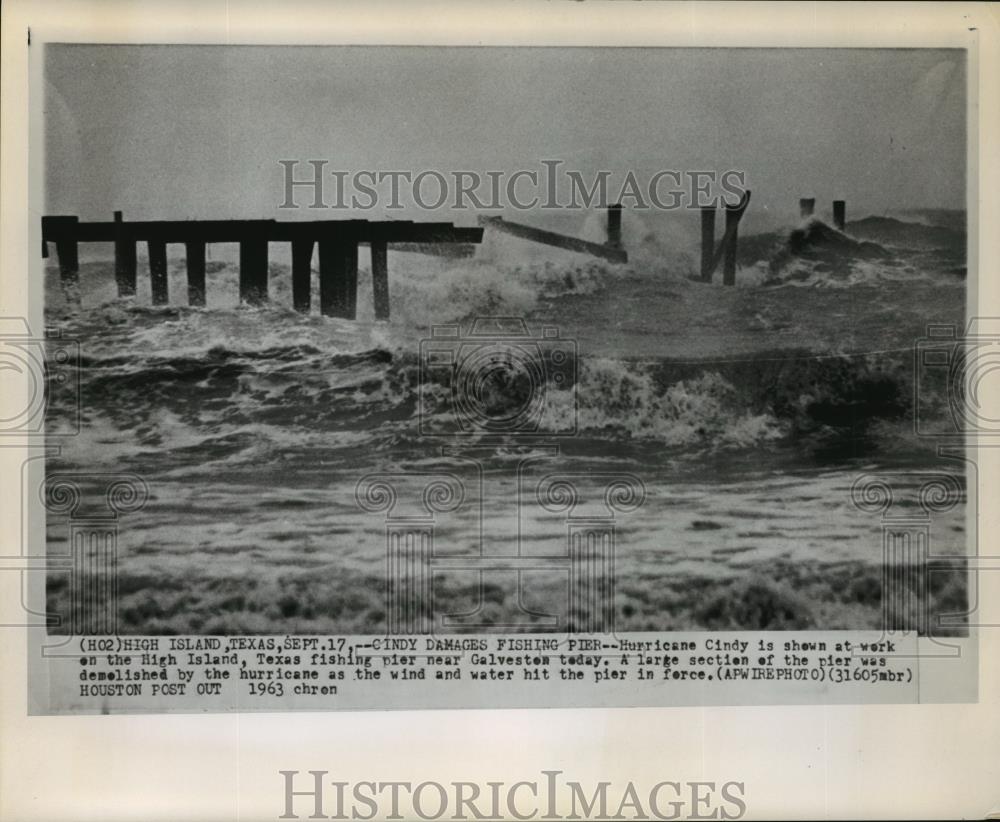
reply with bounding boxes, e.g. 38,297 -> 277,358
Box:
833,200 -> 846,231
318,237 -> 359,319
799,197 -> 815,218
55,237 -> 79,289
606,204 -> 623,249
723,204 -> 740,286
148,239 -> 169,305
41,214 -> 483,316
185,241 -> 207,306
43,216 -> 80,290
239,237 -> 269,305
113,211 -> 137,297
371,239 -> 390,321
700,207 -> 716,282
291,239 -> 314,313
699,191 -> 751,286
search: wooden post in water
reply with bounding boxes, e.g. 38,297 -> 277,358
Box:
148,239 -> 169,305
700,207 -> 716,282
318,236 -> 359,319
833,200 -> 846,231
42,214 -> 484,315
606,204 -> 623,249
239,237 -> 269,305
478,215 -> 627,263
371,239 -> 390,321
291,239 -> 314,313
700,190 -> 751,286
45,216 -> 80,291
113,211 -> 137,297
723,203 -> 740,286
55,236 -> 80,290
185,241 -> 206,306
799,197 -> 815,218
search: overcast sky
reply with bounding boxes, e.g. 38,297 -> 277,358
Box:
43,46 -> 966,225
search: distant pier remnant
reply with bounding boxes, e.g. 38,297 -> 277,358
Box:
41,213 -> 483,320
478,205 -> 629,264
606,204 -> 623,250
833,200 -> 846,231
700,191 -> 752,286
370,240 -> 390,321
799,197 -> 816,218
723,203 -> 741,286
700,207 -> 716,281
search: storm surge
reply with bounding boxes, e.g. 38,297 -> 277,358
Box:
42,208 -> 968,634
737,212 -> 966,286
44,210 -> 963,468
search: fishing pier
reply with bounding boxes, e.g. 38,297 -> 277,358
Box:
698,193 -> 848,284
41,213 -> 485,320
42,196 -> 843,312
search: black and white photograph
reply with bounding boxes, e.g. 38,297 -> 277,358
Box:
3,3 -> 999,820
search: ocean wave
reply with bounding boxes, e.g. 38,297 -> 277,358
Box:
52,338 -> 924,476
737,216 -> 966,287
40,211 -> 961,471
547,358 -> 784,447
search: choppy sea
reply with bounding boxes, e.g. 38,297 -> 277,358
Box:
43,210 -> 970,634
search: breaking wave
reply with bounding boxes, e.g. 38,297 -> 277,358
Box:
736,215 -> 966,287
42,208 -> 962,475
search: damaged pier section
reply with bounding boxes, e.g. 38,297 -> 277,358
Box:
41,213 -> 485,320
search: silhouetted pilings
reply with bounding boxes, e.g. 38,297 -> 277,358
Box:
291,238 -> 314,314
318,237 -> 359,318
723,204 -> 742,286
699,207 -> 716,281
699,190 -> 751,285
833,200 -> 846,231
371,240 -> 390,321
239,233 -> 269,306
801,197 -> 847,230
148,240 -> 168,305
606,203 -> 623,250
41,215 -> 484,320
700,194 -> 850,285
43,216 -> 81,290
113,211 -> 137,297
185,241 -> 207,307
